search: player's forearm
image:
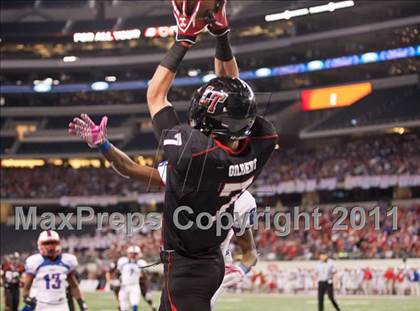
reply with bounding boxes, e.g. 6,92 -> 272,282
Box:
105,272 -> 112,283
147,42 -> 191,118
147,65 -> 176,117
221,57 -> 239,78
71,284 -> 85,302
102,144 -> 139,177
215,58 -> 226,76
68,273 -> 88,310
215,57 -> 239,78
70,284 -> 84,300
214,33 -> 239,78
102,145 -> 162,186
236,229 -> 258,268
242,248 -> 258,269
21,275 -> 33,297
72,286 -> 88,311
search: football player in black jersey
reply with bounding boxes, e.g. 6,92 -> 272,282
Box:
1,252 -> 24,311
147,1 -> 277,310
69,1 -> 277,310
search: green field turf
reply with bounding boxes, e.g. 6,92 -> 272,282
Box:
3,292 -> 419,311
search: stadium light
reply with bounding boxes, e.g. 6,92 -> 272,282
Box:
1,159 -> 45,168
33,84 -> 52,92
63,56 -> 78,63
188,69 -> 200,77
392,127 -> 406,135
265,8 -> 309,22
105,76 -> 117,82
91,81 -> 110,91
203,73 -> 216,83
309,1 -> 354,14
307,60 -> 324,71
361,52 -> 379,63
33,77 -> 53,93
255,68 -> 272,77
333,0 -> 355,10
266,1 -> 355,22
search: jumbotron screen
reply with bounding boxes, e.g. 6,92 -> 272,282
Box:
301,82 -> 372,111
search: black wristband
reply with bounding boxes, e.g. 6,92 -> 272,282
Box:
215,32 -> 233,62
160,41 -> 190,73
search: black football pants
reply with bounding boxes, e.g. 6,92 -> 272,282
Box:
4,285 -> 20,311
159,250 -> 224,311
318,281 -> 340,311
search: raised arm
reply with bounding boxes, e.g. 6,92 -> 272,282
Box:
68,114 -> 162,187
208,0 -> 239,78
147,0 -> 208,119
147,66 -> 178,118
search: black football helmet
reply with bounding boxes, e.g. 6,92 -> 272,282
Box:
188,76 -> 257,139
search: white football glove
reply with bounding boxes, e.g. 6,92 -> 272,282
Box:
221,263 -> 249,288
68,113 -> 108,148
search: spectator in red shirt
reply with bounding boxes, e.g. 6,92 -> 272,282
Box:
384,267 -> 395,295
363,267 -> 373,295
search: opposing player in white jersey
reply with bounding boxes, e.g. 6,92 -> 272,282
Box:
117,245 -> 147,311
21,230 -> 87,311
69,119 -> 259,309
210,189 -> 257,308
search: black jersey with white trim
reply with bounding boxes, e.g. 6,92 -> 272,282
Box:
154,108 -> 277,258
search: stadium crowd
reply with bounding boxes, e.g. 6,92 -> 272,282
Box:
2,133 -> 419,199
253,205 -> 420,261
257,132 -> 420,185
1,165 -> 151,198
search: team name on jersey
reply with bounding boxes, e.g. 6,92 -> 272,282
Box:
228,159 -> 257,177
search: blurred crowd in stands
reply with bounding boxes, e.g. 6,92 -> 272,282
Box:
257,133 -> 420,185
2,133 -> 419,199
1,165 -> 151,198
254,205 -> 420,261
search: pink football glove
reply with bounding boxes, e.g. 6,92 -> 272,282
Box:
172,0 -> 208,45
207,0 -> 230,37
221,263 -> 247,288
68,113 -> 108,148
